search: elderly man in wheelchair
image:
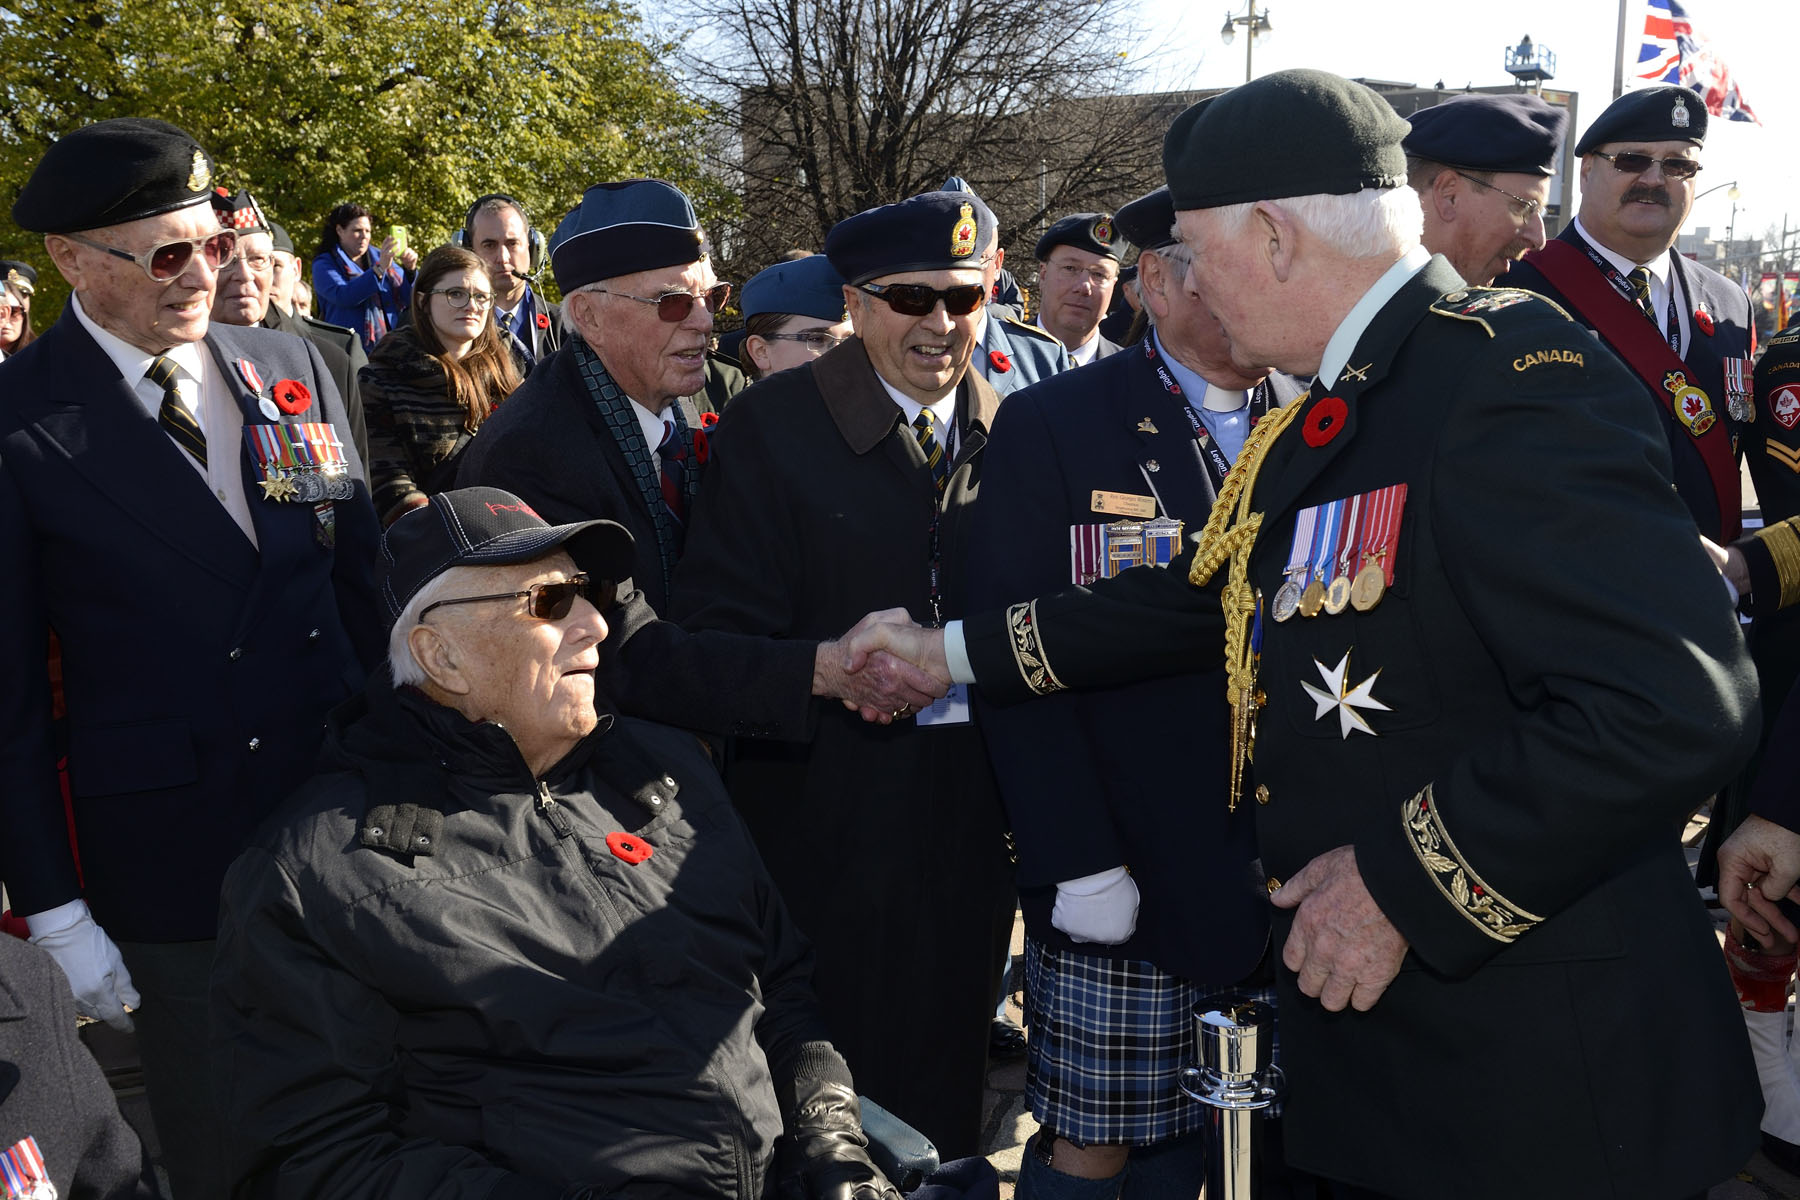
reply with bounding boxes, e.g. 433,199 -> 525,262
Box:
211,487 -> 984,1200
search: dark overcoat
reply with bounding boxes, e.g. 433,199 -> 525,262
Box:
668,340 -> 1015,1160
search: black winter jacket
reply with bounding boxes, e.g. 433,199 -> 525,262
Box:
211,680 -> 853,1200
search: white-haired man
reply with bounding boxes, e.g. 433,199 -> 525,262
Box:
846,71 -> 1762,1199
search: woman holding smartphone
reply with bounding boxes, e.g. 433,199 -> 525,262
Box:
312,201 -> 419,351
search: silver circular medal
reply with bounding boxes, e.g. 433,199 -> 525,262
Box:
294,472 -> 326,502
257,396 -> 282,421
329,475 -> 355,500
1272,579 -> 1302,622
1728,394 -> 1749,423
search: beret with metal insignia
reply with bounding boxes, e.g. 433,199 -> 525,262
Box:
1114,187 -> 1178,252
1034,212 -> 1123,262
550,179 -> 707,292
1403,92 -> 1568,177
1163,70 -> 1410,210
1573,84 -> 1708,157
742,254 -> 849,322
13,118 -> 217,234
210,187 -> 271,235
824,190 -> 996,286
0,260 -> 38,295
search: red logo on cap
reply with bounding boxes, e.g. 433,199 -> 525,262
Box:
485,501 -> 542,519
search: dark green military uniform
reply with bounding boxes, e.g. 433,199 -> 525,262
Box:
964,257 -> 1762,1198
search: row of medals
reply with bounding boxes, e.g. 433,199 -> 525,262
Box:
1271,555 -> 1387,623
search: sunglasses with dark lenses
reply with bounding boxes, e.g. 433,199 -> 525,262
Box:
1591,151 -> 1703,181
418,573 -> 619,622
67,230 -> 239,283
857,281 -> 987,317
595,281 -> 732,323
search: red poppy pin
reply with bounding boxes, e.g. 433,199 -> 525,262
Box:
605,831 -> 653,865
989,349 -> 1013,373
271,378 -> 313,415
535,312 -> 551,330
1302,396 -> 1349,448
693,428 -> 710,466
1694,306 -> 1715,336
699,410 -> 720,429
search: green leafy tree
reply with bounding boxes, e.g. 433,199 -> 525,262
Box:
0,0 -> 727,317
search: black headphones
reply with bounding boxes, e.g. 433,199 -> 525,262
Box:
455,193 -> 547,278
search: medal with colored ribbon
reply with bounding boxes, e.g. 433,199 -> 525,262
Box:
1324,491 -> 1361,615
244,421 -> 353,502
0,1136 -> 54,1200
1272,506 -> 1318,622
1351,483 -> 1407,611
1299,497 -> 1343,618
234,358 -> 282,421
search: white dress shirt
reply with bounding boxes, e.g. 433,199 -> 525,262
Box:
1571,215 -> 1691,351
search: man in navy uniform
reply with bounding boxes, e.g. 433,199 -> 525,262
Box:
1033,214 -> 1124,366
850,72 -> 1762,1198
0,117 -> 384,1200
968,184 -> 1304,1198
939,178 -> 1069,396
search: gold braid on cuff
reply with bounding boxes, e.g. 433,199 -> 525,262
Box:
1006,600 -> 1066,696
1403,784 -> 1543,944
1756,518 -> 1800,610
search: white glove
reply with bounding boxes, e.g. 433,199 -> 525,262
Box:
1051,866 -> 1140,945
26,899 -> 140,1031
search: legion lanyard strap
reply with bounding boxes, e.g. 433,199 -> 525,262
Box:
1569,228 -> 1682,356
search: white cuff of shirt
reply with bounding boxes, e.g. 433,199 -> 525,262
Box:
943,620 -> 975,685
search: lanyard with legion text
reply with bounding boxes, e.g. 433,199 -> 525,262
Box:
1570,229 -> 1682,356
1144,337 -> 1269,493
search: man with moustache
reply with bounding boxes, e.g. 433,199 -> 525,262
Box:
1033,214 -> 1124,366
0,118 -> 383,1200
1402,91 -> 1567,287
462,193 -> 562,367
668,191 -> 1015,1161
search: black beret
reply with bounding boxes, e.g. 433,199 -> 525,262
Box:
13,118 -> 217,234
742,254 -> 848,322
550,179 -> 706,292
1034,212 -> 1122,262
267,222 -> 295,255
210,187 -> 270,235
1573,85 -> 1707,157
824,190 -> 995,286
1164,70 -> 1410,210
1403,93 -> 1568,177
1114,187 -> 1177,251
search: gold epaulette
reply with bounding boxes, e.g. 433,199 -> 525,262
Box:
1428,286 -> 1572,337
1000,315 -> 1064,348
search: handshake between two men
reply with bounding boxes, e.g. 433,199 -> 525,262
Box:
820,610 -> 951,724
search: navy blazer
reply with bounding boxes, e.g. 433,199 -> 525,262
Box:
966,342 -> 1300,984
0,309 -> 383,941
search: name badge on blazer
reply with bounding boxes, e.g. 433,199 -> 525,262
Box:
1091,489 -> 1156,518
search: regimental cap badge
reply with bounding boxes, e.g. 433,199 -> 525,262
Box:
950,202 -> 977,258
1092,216 -> 1114,244
1672,94 -> 1691,129
187,148 -> 211,193
6,268 -> 31,297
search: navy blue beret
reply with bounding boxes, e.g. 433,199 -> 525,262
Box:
1114,188 -> 1177,251
1404,93 -> 1568,177
550,179 -> 706,291
13,118 -> 217,234
825,190 -> 995,286
1164,71 -> 1409,209
1035,212 -> 1122,262
1574,85 -> 1707,157
742,254 -> 848,322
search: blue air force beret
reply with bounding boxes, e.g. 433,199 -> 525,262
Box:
742,254 -> 848,322
1573,85 -> 1708,157
210,187 -> 271,235
1035,213 -> 1122,262
1114,188 -> 1177,252
1164,70 -> 1410,210
12,118 -> 217,235
1403,93 -> 1568,177
550,179 -> 706,292
824,190 -> 995,286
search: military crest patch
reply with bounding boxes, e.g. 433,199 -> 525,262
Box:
1664,370 -> 1717,436
1091,216 -> 1114,244
950,203 -> 977,258
1672,95 -> 1691,128
1772,385 -> 1800,431
187,148 -> 210,193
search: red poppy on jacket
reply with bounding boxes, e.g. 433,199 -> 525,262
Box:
1694,307 -> 1715,337
700,411 -> 720,429
1302,395 -> 1349,448
271,379 -> 313,415
605,831 -> 653,864
989,350 -> 1013,373
536,312 -> 551,330
694,429 -> 710,466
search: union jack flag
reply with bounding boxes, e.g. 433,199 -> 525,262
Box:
1638,0 -> 1761,125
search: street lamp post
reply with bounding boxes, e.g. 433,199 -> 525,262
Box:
1220,2 -> 1273,84
1692,180 -> 1740,282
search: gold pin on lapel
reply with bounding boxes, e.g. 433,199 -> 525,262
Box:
1342,362 -> 1372,382
1137,417 -> 1158,433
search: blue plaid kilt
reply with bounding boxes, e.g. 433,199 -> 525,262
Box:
1022,936 -> 1280,1145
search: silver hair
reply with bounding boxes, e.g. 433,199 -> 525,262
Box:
386,569 -> 468,688
1208,189 -> 1422,258
560,281 -> 605,337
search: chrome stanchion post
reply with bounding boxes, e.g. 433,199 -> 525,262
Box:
1178,999 -> 1285,1200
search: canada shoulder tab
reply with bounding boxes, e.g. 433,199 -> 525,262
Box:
1767,325 -> 1800,350
1428,286 -> 1573,338
1000,314 -> 1065,348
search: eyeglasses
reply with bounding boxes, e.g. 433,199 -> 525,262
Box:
1047,261 -> 1118,289
66,230 -> 238,283
761,329 -> 847,351
856,281 -> 987,317
1454,171 -> 1544,222
0,302 -> 22,319
427,287 -> 495,310
418,572 -> 617,622
1590,151 -> 1703,181
593,282 -> 731,323
223,252 -> 274,276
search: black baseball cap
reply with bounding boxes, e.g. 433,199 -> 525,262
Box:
380,487 -> 635,623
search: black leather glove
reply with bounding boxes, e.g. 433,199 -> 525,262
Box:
777,1078 -> 904,1200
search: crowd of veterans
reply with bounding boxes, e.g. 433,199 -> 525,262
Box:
6,61 -> 1800,1200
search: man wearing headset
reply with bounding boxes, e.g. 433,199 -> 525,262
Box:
462,193 -> 562,366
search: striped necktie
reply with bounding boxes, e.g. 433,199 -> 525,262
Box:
657,419 -> 687,526
147,355 -> 206,467
913,410 -> 950,494
1628,267 -> 1657,323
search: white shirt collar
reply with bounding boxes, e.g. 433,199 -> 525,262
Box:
1150,329 -> 1244,413
1067,333 -> 1100,367
1318,246 -> 1433,390
873,370 -> 957,443
73,292 -> 207,387
629,396 -> 670,453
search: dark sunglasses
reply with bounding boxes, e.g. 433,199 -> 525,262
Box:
857,281 -> 987,317
418,572 -> 618,622
66,230 -> 239,283
1591,151 -> 1702,181
594,281 -> 732,323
